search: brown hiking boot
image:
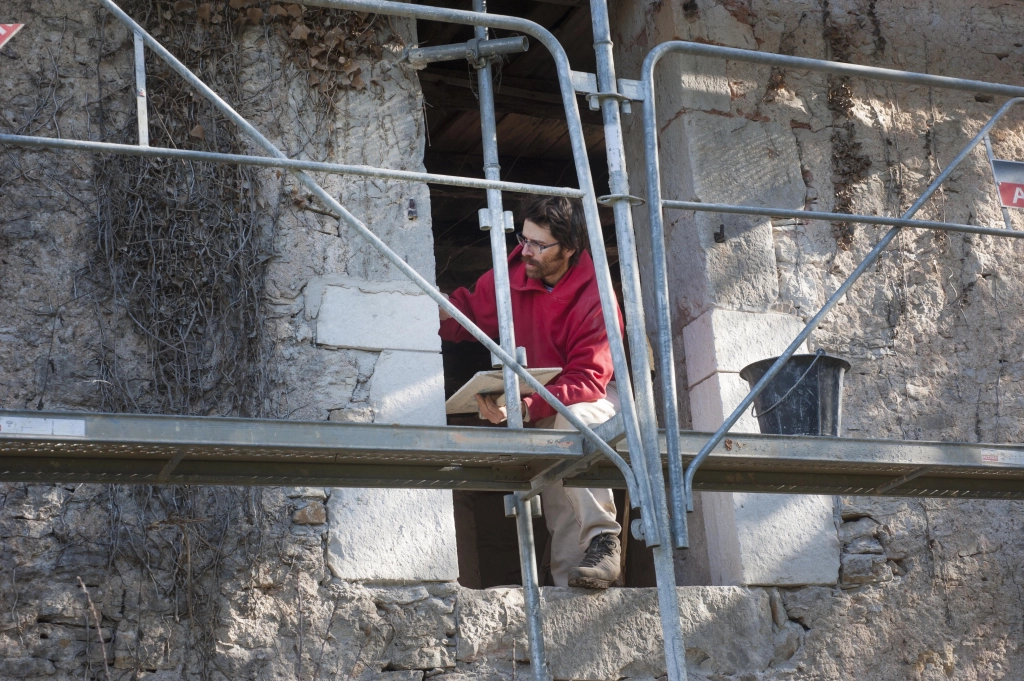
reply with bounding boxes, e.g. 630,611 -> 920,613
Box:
568,533 -> 621,589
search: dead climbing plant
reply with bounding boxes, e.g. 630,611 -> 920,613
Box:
91,0 -> 397,416
170,0 -> 403,104
822,1 -> 873,251
91,0 -> 272,416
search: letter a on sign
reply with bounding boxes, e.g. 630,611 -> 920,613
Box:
0,24 -> 24,51
998,182 -> 1024,209
992,159 -> 1024,209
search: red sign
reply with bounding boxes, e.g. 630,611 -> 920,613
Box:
0,24 -> 23,51
999,182 -> 1024,209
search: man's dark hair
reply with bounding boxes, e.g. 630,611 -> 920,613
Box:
519,195 -> 589,266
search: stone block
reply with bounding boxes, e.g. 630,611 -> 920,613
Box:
292,501 -> 327,525
733,493 -> 840,586
683,308 -> 809,387
840,553 -> 893,587
327,488 -> 458,582
773,620 -> 804,663
768,588 -> 788,627
683,114 -> 805,210
325,344 -> 454,582
373,589 -> 457,670
781,586 -> 840,627
284,487 -> 328,499
688,372 -> 762,433
456,587 -> 527,664
0,657 -> 56,676
360,673 -> 424,681
845,537 -> 885,555
457,586 -> 772,680
370,350 -> 446,426
310,276 -> 441,353
838,516 -> 879,543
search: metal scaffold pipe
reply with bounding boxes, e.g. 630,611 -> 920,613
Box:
661,200 -> 1024,239
299,0 -> 663,550
91,0 -> 642,503
472,0 -> 523,430
681,98 -> 1024,503
589,2 -> 688,679
0,134 -> 585,198
587,0 -> 672,546
640,38 -> 1024,522
405,35 -> 529,69
647,41 -> 1024,99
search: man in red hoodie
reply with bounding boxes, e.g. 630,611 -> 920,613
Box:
439,196 -> 622,589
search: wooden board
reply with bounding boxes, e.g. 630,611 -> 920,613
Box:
445,368 -> 561,414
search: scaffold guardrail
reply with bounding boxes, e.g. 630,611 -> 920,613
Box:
4,2 -> 1024,681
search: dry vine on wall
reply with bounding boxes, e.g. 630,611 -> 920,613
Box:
91,1 -> 399,416
92,0 -> 272,417
78,4 -> 397,678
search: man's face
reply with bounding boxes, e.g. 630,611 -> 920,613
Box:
521,219 -> 574,283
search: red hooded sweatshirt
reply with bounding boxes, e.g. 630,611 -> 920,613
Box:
439,244 -> 621,422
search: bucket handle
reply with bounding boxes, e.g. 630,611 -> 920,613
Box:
750,349 -> 826,419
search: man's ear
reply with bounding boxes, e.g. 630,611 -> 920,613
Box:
560,246 -> 576,261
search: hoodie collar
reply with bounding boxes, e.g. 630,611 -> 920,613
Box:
508,244 -> 595,301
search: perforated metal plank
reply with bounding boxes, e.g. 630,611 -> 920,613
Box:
3,410 -> 1024,497
0,410 -> 577,488
593,431 -> 1024,499
0,456 -> 530,489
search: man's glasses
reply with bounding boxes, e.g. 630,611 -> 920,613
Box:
516,232 -> 560,253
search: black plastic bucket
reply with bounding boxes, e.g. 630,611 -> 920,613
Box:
738,352 -> 851,436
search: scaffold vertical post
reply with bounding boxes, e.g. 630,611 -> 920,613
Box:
471,1 -> 544,675
506,493 -> 551,681
473,0 -> 523,429
588,0 -> 687,550
589,4 -> 689,679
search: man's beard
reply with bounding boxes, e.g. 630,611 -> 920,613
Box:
523,250 -> 568,281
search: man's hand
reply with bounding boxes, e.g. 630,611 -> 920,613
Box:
439,293 -> 451,321
475,394 -> 529,424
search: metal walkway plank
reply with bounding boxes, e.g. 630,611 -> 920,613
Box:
2,411 -> 1023,498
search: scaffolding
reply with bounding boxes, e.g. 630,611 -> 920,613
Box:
3,1 -> 1024,680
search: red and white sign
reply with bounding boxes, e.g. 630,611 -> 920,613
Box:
992,159 -> 1024,209
0,24 -> 23,51
998,182 -> 1024,209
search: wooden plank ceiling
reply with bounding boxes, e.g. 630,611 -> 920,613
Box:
415,0 -> 613,292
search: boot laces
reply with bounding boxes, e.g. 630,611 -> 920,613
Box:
579,534 -> 617,568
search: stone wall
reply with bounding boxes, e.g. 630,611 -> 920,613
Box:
0,1 -> 457,678
615,0 -> 1024,677
6,0 -> 1024,679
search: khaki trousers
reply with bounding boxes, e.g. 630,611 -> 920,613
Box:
534,383 -> 621,586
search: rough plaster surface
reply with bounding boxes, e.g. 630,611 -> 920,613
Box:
615,0 -> 1024,677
